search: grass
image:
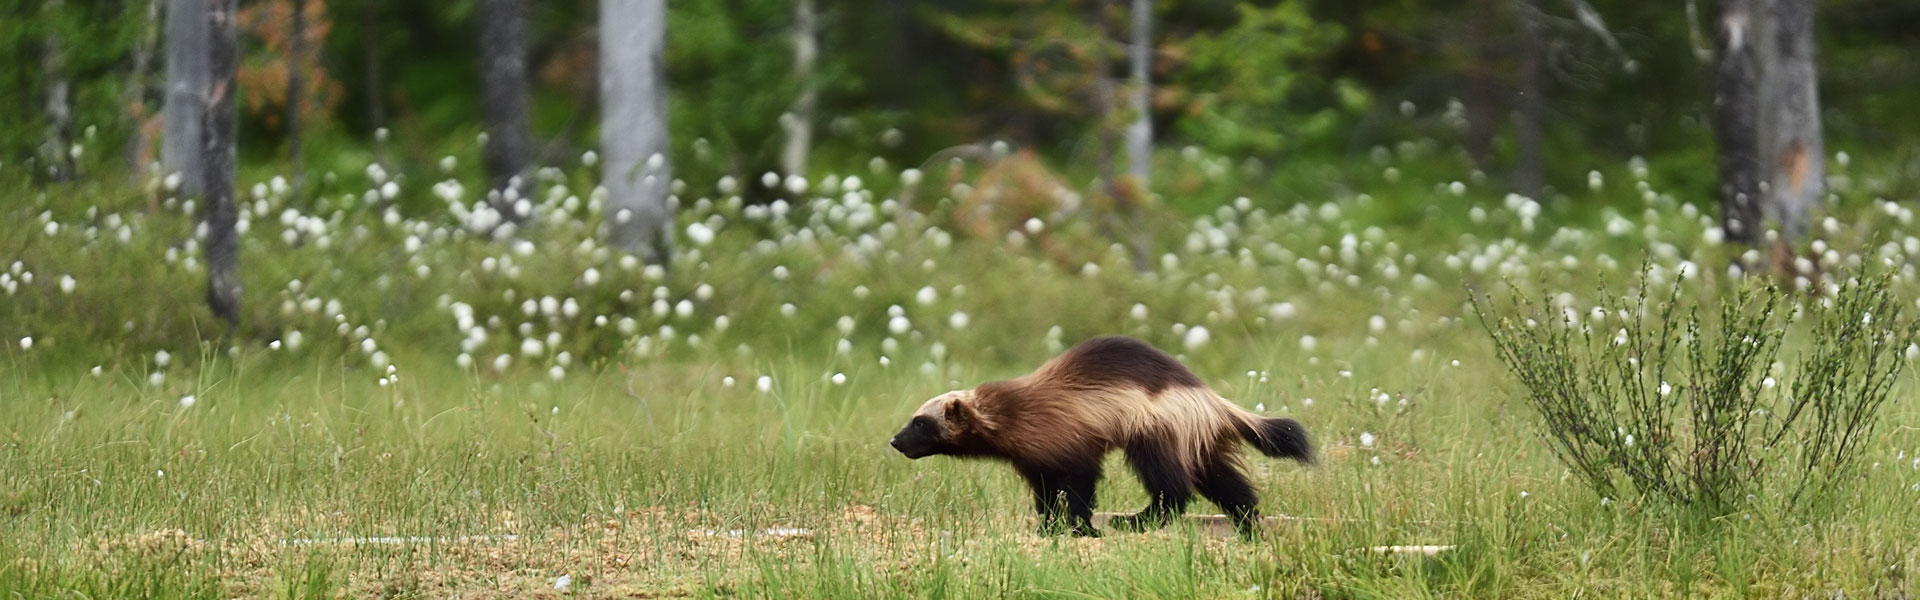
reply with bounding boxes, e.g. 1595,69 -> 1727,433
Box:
3,144 -> 1920,598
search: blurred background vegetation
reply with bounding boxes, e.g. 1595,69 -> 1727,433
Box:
6,0 -> 1918,218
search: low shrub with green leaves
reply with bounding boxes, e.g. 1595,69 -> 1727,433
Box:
1477,262 -> 1917,515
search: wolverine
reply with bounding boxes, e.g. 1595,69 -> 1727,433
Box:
890,336 -> 1312,537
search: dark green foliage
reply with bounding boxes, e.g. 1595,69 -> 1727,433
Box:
1173,1 -> 1353,157
6,0 -> 1920,206
1476,263 -> 1916,515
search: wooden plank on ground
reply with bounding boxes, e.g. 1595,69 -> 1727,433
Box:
1090,512 -> 1453,556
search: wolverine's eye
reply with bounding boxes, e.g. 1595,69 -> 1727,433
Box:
913,420 -> 929,431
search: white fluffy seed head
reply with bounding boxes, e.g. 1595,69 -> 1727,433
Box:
1182,326 -> 1211,350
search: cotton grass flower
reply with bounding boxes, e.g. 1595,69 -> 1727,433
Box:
1268,302 -> 1296,320
686,222 -> 715,246
1182,326 -> 1211,351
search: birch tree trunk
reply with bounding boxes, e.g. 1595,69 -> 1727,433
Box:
41,0 -> 76,183
1757,0 -> 1822,242
599,0 -> 675,264
125,0 -> 162,177
204,0 -> 241,328
1712,0 -> 1822,251
1463,0 -> 1498,167
164,0 -> 209,198
1511,0 -> 1546,199
1089,0 -> 1148,272
287,0 -> 306,194
1124,0 -> 1151,187
1712,0 -> 1762,245
481,0 -> 533,215
362,4 -> 387,161
779,0 -> 818,178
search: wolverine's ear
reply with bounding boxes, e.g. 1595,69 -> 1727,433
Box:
944,395 -> 980,427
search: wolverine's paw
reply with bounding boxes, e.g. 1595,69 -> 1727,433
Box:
1107,512 -> 1174,532
1038,519 -> 1102,538
1230,520 -> 1266,541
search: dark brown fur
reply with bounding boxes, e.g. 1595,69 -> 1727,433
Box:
890,336 -> 1312,537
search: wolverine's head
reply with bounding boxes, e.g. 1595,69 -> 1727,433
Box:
891,390 -> 983,459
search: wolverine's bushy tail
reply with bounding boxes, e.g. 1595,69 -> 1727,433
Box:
1234,415 -> 1314,464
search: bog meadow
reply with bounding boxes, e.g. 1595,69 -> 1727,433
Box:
4,0 -> 1920,598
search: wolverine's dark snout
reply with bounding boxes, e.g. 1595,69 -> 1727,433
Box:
891,420 -> 938,459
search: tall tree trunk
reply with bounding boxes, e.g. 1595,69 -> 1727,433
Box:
480,0 -> 533,215
1088,3 -> 1117,203
1463,0 -> 1498,167
204,0 -> 241,328
779,0 -> 818,178
287,0 -> 306,194
599,0 -> 674,264
1511,0 -> 1545,199
1713,0 -> 1821,262
1124,0 -> 1152,187
1757,0 -> 1822,243
362,3 -> 387,161
126,0 -> 162,177
1089,0 -> 1147,272
41,0 -> 75,183
882,0 -> 916,109
1712,0 -> 1762,245
164,0 -> 209,198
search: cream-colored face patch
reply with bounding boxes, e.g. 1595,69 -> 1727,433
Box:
913,390 -> 972,423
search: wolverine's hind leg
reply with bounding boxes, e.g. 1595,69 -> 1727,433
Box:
1196,454 -> 1262,538
1108,436 -> 1194,532
1020,462 -> 1102,537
